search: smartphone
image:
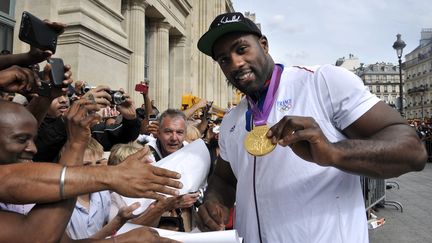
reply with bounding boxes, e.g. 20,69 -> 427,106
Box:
149,114 -> 157,121
18,11 -> 59,53
48,58 -> 65,87
135,83 -> 148,94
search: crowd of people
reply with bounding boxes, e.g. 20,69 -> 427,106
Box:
0,17 -> 223,243
0,11 -> 429,243
408,119 -> 432,140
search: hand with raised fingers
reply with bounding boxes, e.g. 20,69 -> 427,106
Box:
112,147 -> 183,200
152,192 -> 199,212
116,202 -> 141,222
176,192 -> 200,209
266,115 -> 335,166
64,97 -> 101,146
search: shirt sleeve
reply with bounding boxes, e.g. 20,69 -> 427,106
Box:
316,65 -> 380,130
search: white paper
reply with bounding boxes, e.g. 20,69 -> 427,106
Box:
122,139 -> 210,215
116,223 -> 242,243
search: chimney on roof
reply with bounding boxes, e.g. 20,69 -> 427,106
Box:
420,28 -> 432,46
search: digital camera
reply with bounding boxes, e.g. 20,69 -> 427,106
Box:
109,90 -> 126,105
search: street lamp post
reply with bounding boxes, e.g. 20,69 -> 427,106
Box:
393,34 -> 406,116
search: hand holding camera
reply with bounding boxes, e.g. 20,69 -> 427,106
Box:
33,58 -> 72,99
135,81 -> 149,95
114,90 -> 137,120
19,11 -> 64,54
81,85 -> 113,107
83,85 -> 136,120
81,85 -> 127,107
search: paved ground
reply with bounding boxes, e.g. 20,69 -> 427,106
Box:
369,163 -> 432,243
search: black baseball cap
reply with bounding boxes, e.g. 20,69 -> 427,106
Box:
197,12 -> 262,58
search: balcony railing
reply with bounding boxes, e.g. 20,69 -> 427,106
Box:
408,85 -> 428,95
404,50 -> 432,67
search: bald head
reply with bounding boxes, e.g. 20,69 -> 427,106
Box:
0,100 -> 38,164
0,100 -> 36,125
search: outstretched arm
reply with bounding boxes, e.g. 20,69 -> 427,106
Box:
0,156 -> 182,204
0,99 -> 99,243
183,98 -> 208,119
131,192 -> 199,227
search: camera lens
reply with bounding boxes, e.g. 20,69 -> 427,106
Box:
111,91 -> 125,105
83,85 -> 92,93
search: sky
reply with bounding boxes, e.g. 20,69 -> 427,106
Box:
233,0 -> 432,67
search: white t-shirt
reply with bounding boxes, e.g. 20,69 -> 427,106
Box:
219,64 -> 379,243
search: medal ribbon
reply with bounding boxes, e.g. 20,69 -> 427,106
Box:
246,64 -> 283,126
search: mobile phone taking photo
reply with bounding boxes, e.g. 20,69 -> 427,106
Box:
18,11 -> 59,53
135,83 -> 148,94
149,114 -> 157,121
48,58 -> 65,88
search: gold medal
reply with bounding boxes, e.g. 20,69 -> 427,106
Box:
244,124 -> 276,156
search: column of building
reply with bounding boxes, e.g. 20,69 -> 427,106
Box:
169,36 -> 187,109
124,0 -> 148,104
149,21 -> 171,111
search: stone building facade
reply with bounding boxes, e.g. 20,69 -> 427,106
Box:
355,62 -> 402,109
404,28 -> 432,120
3,0 -> 237,111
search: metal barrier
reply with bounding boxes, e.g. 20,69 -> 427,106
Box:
361,176 -> 386,211
424,139 -> 432,162
361,177 -> 404,214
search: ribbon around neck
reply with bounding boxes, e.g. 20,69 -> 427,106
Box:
246,64 -> 283,126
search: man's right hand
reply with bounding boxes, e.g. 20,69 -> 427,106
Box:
0,65 -> 40,94
112,147 -> 182,200
147,121 -> 159,137
197,199 -> 230,231
64,98 -> 101,146
81,85 -> 112,107
115,226 -> 180,243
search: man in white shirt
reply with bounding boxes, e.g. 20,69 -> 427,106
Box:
196,12 -> 427,243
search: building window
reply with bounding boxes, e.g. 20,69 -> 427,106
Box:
0,0 -> 15,52
0,1 -> 11,14
144,17 -> 150,82
0,23 -> 13,52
